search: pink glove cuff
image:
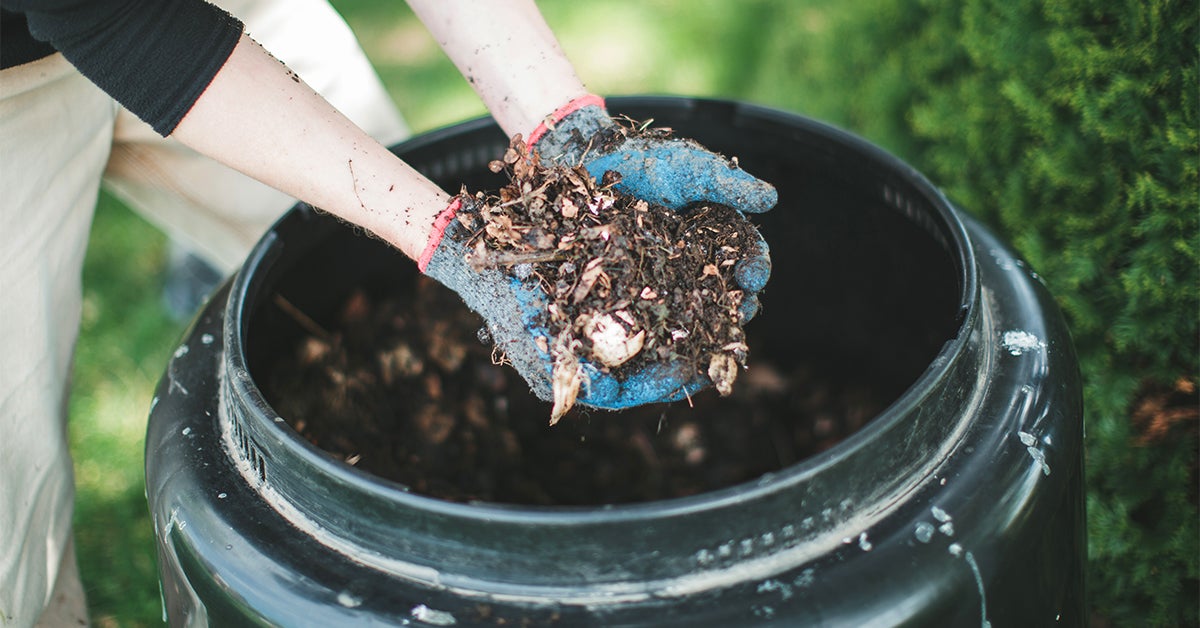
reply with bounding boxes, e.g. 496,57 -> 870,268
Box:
418,197 -> 463,273
527,93 -> 606,147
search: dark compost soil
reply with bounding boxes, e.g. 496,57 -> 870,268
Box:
265,278 -> 889,506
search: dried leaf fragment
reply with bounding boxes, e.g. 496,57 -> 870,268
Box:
570,258 -> 607,304
549,334 -> 584,425
484,214 -> 524,245
559,197 -> 579,218
708,353 -> 740,397
378,342 -> 423,385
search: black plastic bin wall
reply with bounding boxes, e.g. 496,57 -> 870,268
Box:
145,97 -> 1085,627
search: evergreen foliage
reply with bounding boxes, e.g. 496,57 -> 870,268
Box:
751,0 -> 1198,623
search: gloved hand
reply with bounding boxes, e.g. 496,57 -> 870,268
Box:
528,94 -> 774,318
420,95 -> 776,416
527,94 -> 775,404
528,95 -> 777,214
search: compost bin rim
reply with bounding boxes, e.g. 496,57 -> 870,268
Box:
220,96 -> 981,524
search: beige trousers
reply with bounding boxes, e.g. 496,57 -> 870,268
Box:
0,2 -> 406,625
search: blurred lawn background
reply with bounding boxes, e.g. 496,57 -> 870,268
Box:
71,0 -> 1196,625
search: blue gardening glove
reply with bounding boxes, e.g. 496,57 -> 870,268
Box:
421,94 -> 776,418
525,95 -> 775,404
528,95 -> 774,320
419,193 -> 765,421
528,95 -> 778,214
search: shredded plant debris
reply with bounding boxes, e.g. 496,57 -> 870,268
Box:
449,132 -> 759,422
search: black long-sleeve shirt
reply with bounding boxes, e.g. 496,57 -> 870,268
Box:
1,0 -> 243,135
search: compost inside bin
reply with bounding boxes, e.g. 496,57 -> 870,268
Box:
251,141 -> 961,507
265,274 -> 889,506
253,210 -> 955,506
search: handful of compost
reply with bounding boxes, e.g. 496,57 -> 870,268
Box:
423,132 -> 771,423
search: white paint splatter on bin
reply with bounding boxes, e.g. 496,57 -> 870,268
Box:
411,604 -> 457,625
1018,431 -> 1052,475
1002,330 -> 1045,356
914,522 -> 935,543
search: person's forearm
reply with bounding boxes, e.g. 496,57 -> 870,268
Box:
406,0 -> 589,138
171,33 -> 448,260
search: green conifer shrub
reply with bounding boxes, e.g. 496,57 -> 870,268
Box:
748,0 -> 1198,623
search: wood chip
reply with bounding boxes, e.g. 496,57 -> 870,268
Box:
570,258 -> 606,304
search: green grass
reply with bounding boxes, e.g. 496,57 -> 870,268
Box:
71,191 -> 182,627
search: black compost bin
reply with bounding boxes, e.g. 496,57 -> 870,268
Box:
145,97 -> 1084,626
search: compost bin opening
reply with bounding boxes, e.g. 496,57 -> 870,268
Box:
246,120 -> 962,507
